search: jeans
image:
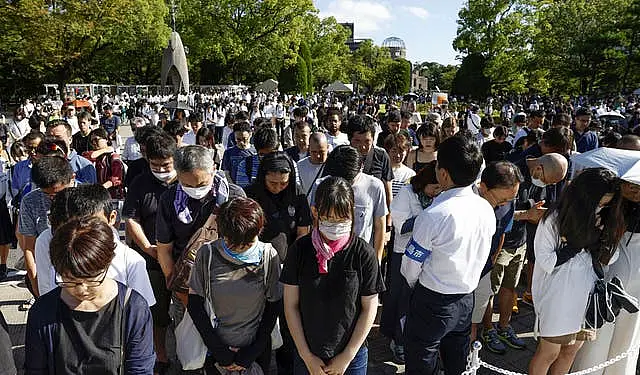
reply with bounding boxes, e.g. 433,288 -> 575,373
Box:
293,346 -> 368,375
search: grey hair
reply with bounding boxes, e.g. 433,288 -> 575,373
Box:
173,145 -> 215,173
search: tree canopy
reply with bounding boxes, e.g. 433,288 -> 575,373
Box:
453,0 -> 640,97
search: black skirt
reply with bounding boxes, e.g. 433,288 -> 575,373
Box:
0,195 -> 16,246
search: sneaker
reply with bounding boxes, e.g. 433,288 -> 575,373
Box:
512,293 -> 519,314
498,325 -> 526,349
482,329 -> 507,354
389,340 -> 405,364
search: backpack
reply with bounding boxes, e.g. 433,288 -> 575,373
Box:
167,200 -> 219,294
99,152 -> 126,199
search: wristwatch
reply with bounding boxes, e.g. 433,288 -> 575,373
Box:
386,225 -> 393,233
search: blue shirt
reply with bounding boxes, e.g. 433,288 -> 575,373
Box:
100,115 -> 121,134
221,146 -> 254,183
481,201 -> 515,277
234,155 -> 260,188
68,150 -> 97,184
11,159 -> 32,196
575,130 -> 599,153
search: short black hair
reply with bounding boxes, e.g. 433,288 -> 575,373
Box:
163,120 -> 188,137
234,111 -> 249,122
253,127 -> 279,151
293,107 -> 309,118
493,126 -> 508,139
542,127 -> 572,153
49,184 -> 112,230
387,110 -> 401,123
134,125 -> 164,146
23,131 -> 44,144
36,136 -> 68,157
233,121 -> 252,133
481,161 -> 524,190
530,110 -> 545,119
32,156 -> 74,189
323,145 -> 362,183
437,136 -> 483,187
575,107 -> 592,117
89,128 -> 111,146
347,115 -> 377,138
146,132 -> 177,160
325,107 -> 342,121
315,176 -> 355,221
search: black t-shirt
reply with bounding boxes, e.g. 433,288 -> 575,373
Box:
122,171 -> 176,269
481,140 -> 512,163
244,184 -> 312,260
363,147 -> 394,183
280,235 -> 385,360
55,292 -> 121,374
156,183 -> 245,260
124,158 -> 149,188
72,132 -> 92,155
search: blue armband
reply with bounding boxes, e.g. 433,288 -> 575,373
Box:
404,237 -> 431,263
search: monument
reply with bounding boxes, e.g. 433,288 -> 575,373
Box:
161,0 -> 189,93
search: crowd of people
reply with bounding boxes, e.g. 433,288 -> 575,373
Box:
0,88 -> 639,375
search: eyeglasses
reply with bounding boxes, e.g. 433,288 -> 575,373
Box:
56,270 -> 108,288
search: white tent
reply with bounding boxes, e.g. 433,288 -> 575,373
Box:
571,147 -> 640,185
323,80 -> 353,93
255,79 -> 278,93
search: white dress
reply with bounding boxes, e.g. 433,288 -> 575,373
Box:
532,214 -> 598,337
573,231 -> 640,374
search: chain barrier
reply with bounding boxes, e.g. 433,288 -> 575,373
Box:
462,340 -> 640,375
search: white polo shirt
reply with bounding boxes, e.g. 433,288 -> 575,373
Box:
401,185 -> 495,294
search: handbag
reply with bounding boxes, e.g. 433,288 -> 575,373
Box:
176,244 -> 216,370
168,199 -> 219,294
585,257 -> 639,329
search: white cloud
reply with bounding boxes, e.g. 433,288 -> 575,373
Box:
402,6 -> 429,19
320,0 -> 393,34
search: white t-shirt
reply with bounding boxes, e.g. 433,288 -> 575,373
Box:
122,137 -> 142,161
391,164 -> 416,198
325,132 -> 349,149
35,228 -> 156,306
296,157 -> 324,197
532,214 -> 598,337
182,130 -> 197,145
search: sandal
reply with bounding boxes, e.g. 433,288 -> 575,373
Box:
19,297 -> 35,311
154,361 -> 170,375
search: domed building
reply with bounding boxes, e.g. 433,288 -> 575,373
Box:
382,37 -> 406,59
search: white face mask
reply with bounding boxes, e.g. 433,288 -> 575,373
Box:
152,170 -> 176,183
319,220 -> 352,241
181,182 -> 212,200
531,177 -> 547,188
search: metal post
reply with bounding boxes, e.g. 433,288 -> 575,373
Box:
470,340 -> 482,375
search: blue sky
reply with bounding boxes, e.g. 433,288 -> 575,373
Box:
314,0 -> 466,66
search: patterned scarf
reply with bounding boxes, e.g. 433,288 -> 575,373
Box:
174,170 -> 229,224
311,228 -> 351,274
